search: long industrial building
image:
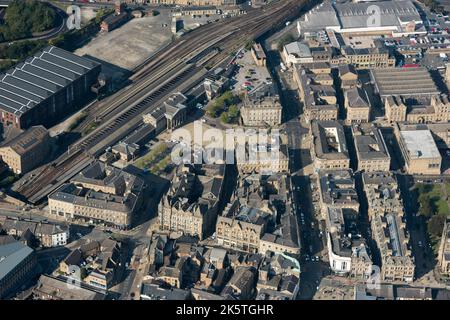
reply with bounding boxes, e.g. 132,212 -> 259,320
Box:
0,46 -> 101,129
299,0 -> 425,37
370,67 -> 440,99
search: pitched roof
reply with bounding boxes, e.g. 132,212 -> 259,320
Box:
345,87 -> 370,108
0,241 -> 34,281
0,125 -> 48,155
0,46 -> 100,116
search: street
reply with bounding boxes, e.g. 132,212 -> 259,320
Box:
263,34 -> 332,299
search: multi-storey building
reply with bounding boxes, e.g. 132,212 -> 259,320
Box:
0,126 -> 51,174
339,64 -> 359,89
143,92 -> 188,134
438,219 -> 450,276
294,65 -> 338,122
236,143 -> 289,174
333,46 -> 395,69
216,174 -> 276,253
59,239 -> 122,290
352,123 -> 391,172
216,205 -> 270,253
344,87 -> 371,124
282,41 -> 314,66
251,43 -> 267,67
299,61 -> 332,74
0,46 -> 101,129
362,172 -> 415,282
325,207 -> 372,278
1,217 -> 69,248
394,124 -> 442,175
240,50 -> 281,127
311,120 -> 350,172
158,164 -> 225,240
240,95 -> 282,127
257,252 -> 300,300
0,241 -> 36,299
48,161 -> 145,229
259,214 -> 300,255
396,123 -> 450,149
384,94 -> 450,124
221,267 -> 256,300
318,169 -> 360,219
32,275 -> 106,300
216,173 -> 297,254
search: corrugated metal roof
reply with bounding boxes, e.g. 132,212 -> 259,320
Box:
0,241 -> 34,281
0,46 -> 100,116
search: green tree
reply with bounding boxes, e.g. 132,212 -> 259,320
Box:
1,0 -> 56,41
427,214 -> 446,238
220,112 -> 230,123
228,105 -> 239,118
418,194 -> 434,217
207,91 -> 238,118
207,103 -> 224,118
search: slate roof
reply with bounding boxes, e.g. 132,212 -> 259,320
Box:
0,241 -> 34,281
0,46 -> 100,116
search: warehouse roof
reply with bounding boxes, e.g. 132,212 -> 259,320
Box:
335,0 -> 420,30
300,0 -> 422,34
371,67 -> 439,98
0,241 -> 34,282
0,46 -> 100,117
33,275 -> 106,300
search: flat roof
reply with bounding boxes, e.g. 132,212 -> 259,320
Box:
400,130 -> 441,159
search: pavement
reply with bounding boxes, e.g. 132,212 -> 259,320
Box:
75,9 -> 173,73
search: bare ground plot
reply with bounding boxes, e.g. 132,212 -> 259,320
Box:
75,11 -> 172,76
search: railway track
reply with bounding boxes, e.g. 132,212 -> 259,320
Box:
74,30 -> 236,134
16,0 -> 306,203
18,151 -> 89,199
75,0 -> 300,134
73,64 -> 199,153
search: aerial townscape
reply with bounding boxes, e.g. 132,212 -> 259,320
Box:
1,0 -> 450,305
